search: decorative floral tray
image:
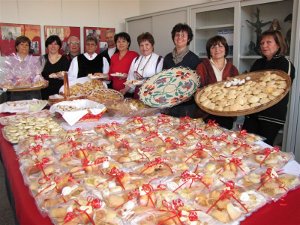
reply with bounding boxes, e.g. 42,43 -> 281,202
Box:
195,70 -> 291,116
139,67 -> 200,108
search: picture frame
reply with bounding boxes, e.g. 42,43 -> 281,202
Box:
44,25 -> 80,55
0,23 -> 41,56
83,27 -> 115,54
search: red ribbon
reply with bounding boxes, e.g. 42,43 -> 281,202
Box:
257,168 -> 287,192
19,144 -> 42,158
35,157 -> 51,181
104,129 -> 120,138
206,181 -> 248,214
141,184 -> 156,207
173,170 -> 210,193
239,129 -> 248,136
87,196 -> 102,209
157,114 -> 171,124
144,131 -> 160,141
185,143 -> 210,162
207,120 -> 219,127
158,199 -> 199,225
108,167 -> 126,190
140,157 -> 173,175
230,158 -> 246,175
256,147 -> 281,166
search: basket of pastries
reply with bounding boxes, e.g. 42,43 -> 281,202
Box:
48,75 -> 106,105
195,70 -> 291,116
87,88 -> 124,104
105,98 -> 160,117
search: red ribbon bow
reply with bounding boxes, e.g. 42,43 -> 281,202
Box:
108,167 -> 126,190
207,181 -> 248,214
140,157 -> 173,174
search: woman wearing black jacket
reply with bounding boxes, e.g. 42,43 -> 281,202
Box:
242,30 -> 295,145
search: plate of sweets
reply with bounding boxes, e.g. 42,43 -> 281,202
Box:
50,99 -> 107,126
124,79 -> 145,87
195,70 -> 291,116
88,73 -> 108,80
110,72 -> 127,78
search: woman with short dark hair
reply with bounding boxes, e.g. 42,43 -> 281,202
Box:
162,23 -> 201,118
109,32 -> 138,93
15,35 -> 31,53
163,23 -> 199,70
41,35 -> 70,100
196,35 -> 239,129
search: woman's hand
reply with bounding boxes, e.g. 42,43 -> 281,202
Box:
134,71 -> 143,80
49,71 -> 65,79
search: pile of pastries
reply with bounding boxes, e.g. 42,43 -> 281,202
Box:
10,113 -> 299,225
67,80 -> 106,96
88,89 -> 124,104
196,71 -> 289,114
106,99 -> 160,117
1,112 -> 64,144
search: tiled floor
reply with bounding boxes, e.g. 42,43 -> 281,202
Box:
0,160 -> 16,225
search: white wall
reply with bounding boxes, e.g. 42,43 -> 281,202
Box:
0,0 -> 140,53
139,0 -> 220,14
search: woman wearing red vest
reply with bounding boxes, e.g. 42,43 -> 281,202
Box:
108,32 -> 138,95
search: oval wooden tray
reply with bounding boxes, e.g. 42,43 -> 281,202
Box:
195,70 -> 291,117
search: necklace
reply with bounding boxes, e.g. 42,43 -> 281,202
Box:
49,54 -> 61,64
136,54 -> 152,77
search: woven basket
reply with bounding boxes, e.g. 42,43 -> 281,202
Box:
195,70 -> 291,117
48,73 -> 85,105
87,89 -> 124,104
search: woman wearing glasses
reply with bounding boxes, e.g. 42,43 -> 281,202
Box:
68,35 -> 109,81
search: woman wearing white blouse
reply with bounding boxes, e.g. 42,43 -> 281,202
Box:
120,32 -> 163,98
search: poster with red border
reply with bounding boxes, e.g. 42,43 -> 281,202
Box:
44,25 -> 80,55
83,27 -> 115,54
0,23 -> 41,56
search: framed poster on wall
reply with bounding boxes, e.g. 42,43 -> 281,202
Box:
44,25 -> 80,55
0,23 -> 41,56
83,27 -> 115,54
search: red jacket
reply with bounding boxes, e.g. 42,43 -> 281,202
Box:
109,50 -> 138,91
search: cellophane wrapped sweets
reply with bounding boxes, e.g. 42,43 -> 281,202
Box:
0,53 -> 46,89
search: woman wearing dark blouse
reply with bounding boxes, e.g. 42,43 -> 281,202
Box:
41,35 -> 70,100
242,30 -> 295,145
162,23 -> 201,118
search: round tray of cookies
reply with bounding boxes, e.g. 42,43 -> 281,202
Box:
195,70 -> 291,117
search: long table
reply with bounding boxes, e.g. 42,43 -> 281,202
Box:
0,123 -> 300,225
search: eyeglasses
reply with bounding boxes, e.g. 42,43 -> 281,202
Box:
175,32 -> 188,38
86,43 -> 96,46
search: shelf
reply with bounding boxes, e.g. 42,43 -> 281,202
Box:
195,24 -> 234,30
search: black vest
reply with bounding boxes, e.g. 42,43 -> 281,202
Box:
77,54 -> 103,78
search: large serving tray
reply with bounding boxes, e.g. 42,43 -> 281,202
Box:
195,70 -> 291,117
139,67 -> 200,108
